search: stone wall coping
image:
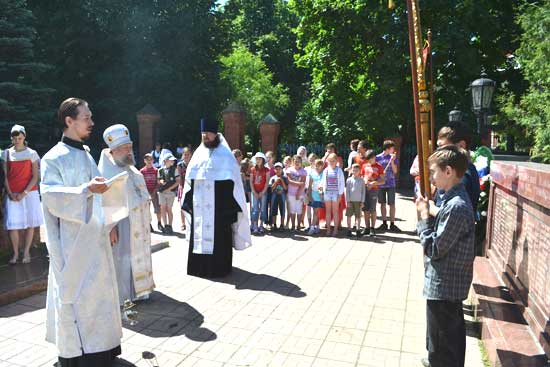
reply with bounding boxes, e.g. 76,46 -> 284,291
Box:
490,161 -> 550,209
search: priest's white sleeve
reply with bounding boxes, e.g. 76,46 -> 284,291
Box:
41,158 -> 93,225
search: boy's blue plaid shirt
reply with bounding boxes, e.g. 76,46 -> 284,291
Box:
416,183 -> 475,301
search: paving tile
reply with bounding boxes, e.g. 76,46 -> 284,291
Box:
363,330 -> 402,351
325,326 -> 365,345
357,345 -> 401,366
317,341 -> 361,364
0,196 -> 488,367
311,358 -> 355,367
280,336 -> 323,356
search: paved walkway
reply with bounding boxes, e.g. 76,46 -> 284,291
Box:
0,192 -> 484,367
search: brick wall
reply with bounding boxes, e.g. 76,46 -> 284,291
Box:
486,161 -> 550,356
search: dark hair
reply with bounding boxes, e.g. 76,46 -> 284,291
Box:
350,139 -> 360,150
325,143 -> 337,153
428,145 -> 469,178
57,98 -> 88,130
351,163 -> 360,170
382,140 -> 395,151
438,123 -> 472,149
365,149 -> 376,160
358,140 -> 369,150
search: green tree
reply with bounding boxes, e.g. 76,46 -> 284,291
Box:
0,0 -> 54,151
498,1 -> 550,162
28,0 -> 227,150
221,0 -> 309,142
220,44 -> 289,150
291,0 -> 522,146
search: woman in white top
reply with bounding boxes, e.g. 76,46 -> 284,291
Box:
2,125 -> 44,264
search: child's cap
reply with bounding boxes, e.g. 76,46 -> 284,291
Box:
274,162 -> 283,168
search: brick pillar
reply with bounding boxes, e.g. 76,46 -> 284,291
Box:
259,114 -> 280,153
136,104 -> 161,161
222,102 -> 246,152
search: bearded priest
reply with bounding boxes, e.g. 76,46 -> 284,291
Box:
98,124 -> 155,304
182,117 -> 251,278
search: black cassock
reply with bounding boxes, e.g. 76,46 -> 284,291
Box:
182,179 -> 242,278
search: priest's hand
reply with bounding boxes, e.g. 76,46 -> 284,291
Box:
110,227 -> 118,246
88,177 -> 109,194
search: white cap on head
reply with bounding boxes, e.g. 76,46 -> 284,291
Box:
252,152 -> 267,161
103,124 -> 132,150
163,153 -> 177,161
11,124 -> 26,136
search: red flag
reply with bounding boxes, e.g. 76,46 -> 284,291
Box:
422,40 -> 430,73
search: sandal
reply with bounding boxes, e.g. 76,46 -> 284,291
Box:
9,256 -> 18,265
22,255 -> 31,264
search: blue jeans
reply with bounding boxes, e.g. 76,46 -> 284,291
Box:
251,192 -> 268,223
271,192 -> 286,219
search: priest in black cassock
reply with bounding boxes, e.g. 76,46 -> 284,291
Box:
182,118 -> 251,278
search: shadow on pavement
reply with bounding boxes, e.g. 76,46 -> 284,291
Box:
126,291 -> 217,342
212,267 -> 306,298
374,234 -> 420,243
113,358 -> 137,366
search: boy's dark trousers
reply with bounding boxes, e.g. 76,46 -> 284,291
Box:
266,187 -> 272,225
426,300 -> 466,367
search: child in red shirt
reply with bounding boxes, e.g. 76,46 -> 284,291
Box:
140,153 -> 162,231
249,152 -> 270,234
361,150 -> 385,236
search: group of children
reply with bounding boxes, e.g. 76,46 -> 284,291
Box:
233,140 -> 401,237
140,146 -> 192,235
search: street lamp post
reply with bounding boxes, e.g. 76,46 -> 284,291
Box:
470,72 -> 496,133
448,106 -> 463,124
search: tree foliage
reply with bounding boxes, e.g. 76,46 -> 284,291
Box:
220,44 -> 289,148
28,0 -> 226,150
290,0 -> 522,146
0,0 -> 54,151
221,0 -> 309,141
497,1 -> 550,162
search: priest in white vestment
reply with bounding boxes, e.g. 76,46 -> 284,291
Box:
41,98 -> 122,366
99,124 -> 155,305
182,117 -> 251,278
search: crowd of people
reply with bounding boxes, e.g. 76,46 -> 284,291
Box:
144,139 -> 404,239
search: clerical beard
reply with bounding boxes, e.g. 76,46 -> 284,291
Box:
203,135 -> 221,149
114,154 -> 136,167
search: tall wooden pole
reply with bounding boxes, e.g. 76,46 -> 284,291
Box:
428,30 -> 436,149
406,0 -> 432,198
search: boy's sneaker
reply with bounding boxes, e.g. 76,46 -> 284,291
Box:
369,228 -> 376,237
347,230 -> 353,237
356,229 -> 362,238
252,228 -> 259,235
376,223 -> 388,231
165,225 -> 173,234
313,226 -> 320,234
259,226 -> 265,234
158,222 -> 164,232
307,226 -> 316,235
389,223 -> 402,233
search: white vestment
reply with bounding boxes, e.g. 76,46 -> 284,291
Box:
98,149 -> 155,304
40,142 -> 122,358
182,134 -> 251,253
